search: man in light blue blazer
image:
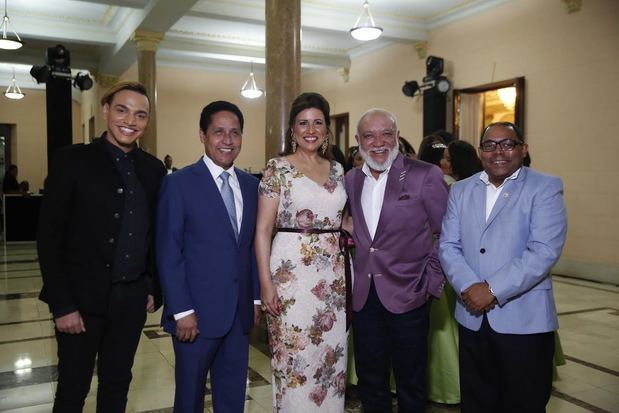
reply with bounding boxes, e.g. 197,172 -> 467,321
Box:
439,122 -> 567,413
156,101 -> 260,413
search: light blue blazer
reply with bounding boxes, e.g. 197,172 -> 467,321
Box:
439,167 -> 567,334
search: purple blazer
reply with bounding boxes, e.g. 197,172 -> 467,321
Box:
345,154 -> 449,314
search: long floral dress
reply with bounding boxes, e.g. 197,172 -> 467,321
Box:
259,157 -> 348,413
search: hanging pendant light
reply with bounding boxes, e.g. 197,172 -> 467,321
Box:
0,0 -> 22,50
350,0 -> 383,41
4,67 -> 24,100
240,61 -> 263,99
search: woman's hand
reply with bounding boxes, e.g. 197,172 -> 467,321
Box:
261,281 -> 281,317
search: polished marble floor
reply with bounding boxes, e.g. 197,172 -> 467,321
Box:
0,242 -> 617,412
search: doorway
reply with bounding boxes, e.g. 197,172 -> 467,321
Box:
0,124 -> 13,184
453,77 -> 525,147
330,113 -> 350,160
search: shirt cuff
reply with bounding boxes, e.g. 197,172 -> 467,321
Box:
253,300 -> 261,305
53,306 -> 78,319
174,309 -> 195,321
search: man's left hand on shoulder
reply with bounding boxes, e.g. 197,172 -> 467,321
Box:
461,282 -> 496,312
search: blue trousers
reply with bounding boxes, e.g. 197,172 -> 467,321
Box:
172,310 -> 249,413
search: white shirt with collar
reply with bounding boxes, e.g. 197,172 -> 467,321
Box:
360,162 -> 391,240
480,168 -> 521,221
174,153 -> 248,321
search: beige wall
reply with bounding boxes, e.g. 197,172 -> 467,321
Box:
116,64 -> 267,172
304,0 -> 619,283
0,89 -> 81,192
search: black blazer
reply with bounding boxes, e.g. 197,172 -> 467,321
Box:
37,136 -> 167,315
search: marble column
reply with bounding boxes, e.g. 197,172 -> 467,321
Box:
265,0 -> 301,160
132,30 -> 164,156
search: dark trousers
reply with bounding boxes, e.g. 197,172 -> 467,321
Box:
353,280 -> 430,413
53,279 -> 148,413
459,314 -> 555,413
172,309 -> 249,413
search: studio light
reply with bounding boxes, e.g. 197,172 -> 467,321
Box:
73,72 -> 93,91
4,67 -> 24,100
0,0 -> 22,50
240,61 -> 263,99
350,0 -> 383,41
30,65 -> 51,84
402,81 -> 419,97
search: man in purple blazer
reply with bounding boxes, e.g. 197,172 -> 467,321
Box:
345,109 -> 449,413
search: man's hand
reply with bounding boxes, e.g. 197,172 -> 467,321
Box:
54,311 -> 86,334
461,282 -> 496,312
146,294 -> 155,313
175,313 -> 199,342
254,304 -> 262,326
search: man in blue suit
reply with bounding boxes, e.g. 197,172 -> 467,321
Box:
439,122 -> 567,413
156,101 -> 260,413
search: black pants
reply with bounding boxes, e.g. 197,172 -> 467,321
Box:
353,280 -> 430,413
459,314 -> 555,413
53,279 -> 148,413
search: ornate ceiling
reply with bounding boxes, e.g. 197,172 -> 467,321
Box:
0,0 -> 509,90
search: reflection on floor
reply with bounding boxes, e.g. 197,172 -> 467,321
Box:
0,242 -> 617,412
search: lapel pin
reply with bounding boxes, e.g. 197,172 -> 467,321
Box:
503,192 -> 509,198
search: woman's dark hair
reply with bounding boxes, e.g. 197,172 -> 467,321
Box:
398,137 -> 416,158
419,134 -> 447,167
447,140 -> 482,180
418,134 -> 445,163
282,92 -> 332,159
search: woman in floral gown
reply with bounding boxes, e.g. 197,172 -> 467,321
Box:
255,92 -> 348,412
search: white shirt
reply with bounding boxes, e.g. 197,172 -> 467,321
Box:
360,162 -> 391,240
480,168 -> 521,221
174,154 -> 246,321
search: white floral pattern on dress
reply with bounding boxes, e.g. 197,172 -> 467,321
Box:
259,157 -> 348,413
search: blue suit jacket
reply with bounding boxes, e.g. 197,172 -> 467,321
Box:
439,167 -> 567,334
156,159 -> 259,337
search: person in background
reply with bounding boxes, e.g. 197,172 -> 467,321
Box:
398,136 -> 417,159
331,144 -> 347,170
163,154 -> 178,174
345,146 -> 364,171
37,81 -> 166,412
2,164 -> 20,194
440,122 -> 567,413
440,140 -> 482,184
419,138 -> 454,187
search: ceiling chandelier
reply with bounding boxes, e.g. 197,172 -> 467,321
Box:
4,67 -> 24,100
0,0 -> 22,50
350,0 -> 383,41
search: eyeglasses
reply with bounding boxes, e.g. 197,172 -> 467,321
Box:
480,139 -> 523,152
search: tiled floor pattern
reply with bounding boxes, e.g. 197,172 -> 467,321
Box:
0,243 -> 617,412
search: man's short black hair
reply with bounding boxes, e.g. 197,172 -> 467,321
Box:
481,122 -> 524,142
199,101 -> 244,132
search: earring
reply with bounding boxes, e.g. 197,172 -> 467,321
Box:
321,138 -> 329,155
291,136 -> 297,152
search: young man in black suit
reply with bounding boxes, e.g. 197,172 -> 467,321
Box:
37,81 -> 167,412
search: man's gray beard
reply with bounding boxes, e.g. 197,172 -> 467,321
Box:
359,145 -> 399,172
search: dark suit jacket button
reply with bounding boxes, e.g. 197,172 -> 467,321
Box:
105,263 -> 111,268
117,188 -> 124,194
108,238 -> 115,244
480,248 -> 486,254
113,213 -> 120,219
233,278 -> 238,283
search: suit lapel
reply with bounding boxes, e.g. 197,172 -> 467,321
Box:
353,168 -> 372,244
236,169 -> 251,244
473,178 -> 487,230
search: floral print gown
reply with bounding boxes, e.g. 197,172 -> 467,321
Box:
259,157 -> 348,413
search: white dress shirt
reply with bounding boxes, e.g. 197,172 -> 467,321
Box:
360,162 -> 391,240
480,168 -> 521,221
174,154 -> 245,321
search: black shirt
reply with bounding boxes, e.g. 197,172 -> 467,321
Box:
104,138 -> 151,284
